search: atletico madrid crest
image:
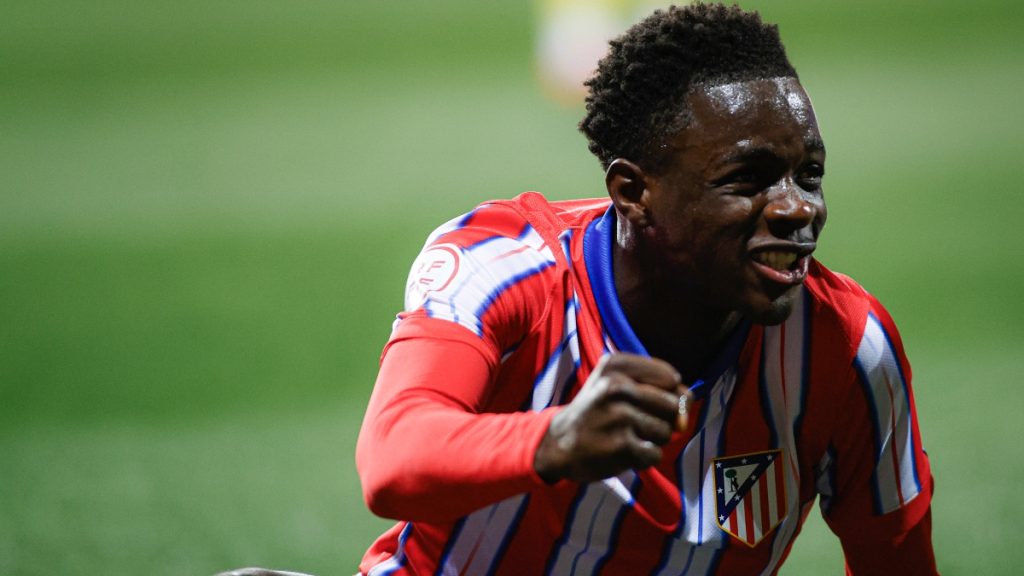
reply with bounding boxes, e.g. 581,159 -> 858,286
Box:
713,449 -> 787,547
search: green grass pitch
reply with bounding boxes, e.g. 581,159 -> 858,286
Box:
1,1 -> 1022,573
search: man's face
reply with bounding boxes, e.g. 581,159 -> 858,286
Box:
642,77 -> 827,325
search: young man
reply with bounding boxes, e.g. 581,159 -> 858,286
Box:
356,4 -> 936,575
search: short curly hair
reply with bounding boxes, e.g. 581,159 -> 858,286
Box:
579,3 -> 798,172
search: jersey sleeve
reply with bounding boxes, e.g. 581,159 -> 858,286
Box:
356,204 -> 565,522
391,203 -> 560,365
815,296 -> 937,574
356,337 -> 559,522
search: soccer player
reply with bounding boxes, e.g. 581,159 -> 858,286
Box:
355,3 -> 937,575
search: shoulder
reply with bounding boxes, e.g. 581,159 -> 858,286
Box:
407,193 -> 607,306
486,191 -> 611,235
400,193 -> 607,338
804,259 -> 871,340
419,192 -> 607,249
804,260 -> 908,366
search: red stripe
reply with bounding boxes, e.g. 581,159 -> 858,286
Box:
489,244 -> 534,263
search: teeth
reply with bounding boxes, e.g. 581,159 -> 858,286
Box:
754,251 -> 798,271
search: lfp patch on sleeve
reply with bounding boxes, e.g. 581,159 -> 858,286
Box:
404,244 -> 462,311
713,449 -> 787,547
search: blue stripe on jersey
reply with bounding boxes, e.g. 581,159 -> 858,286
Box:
544,472 -> 638,576
369,522 -> 413,576
582,206 -> 751,400
434,517 -> 468,576
457,205 -> 486,228
706,378 -> 733,550
568,489 -> 609,575
483,494 -> 532,576
757,291 -> 810,573
705,384 -> 733,572
651,369 -> 738,576
852,312 -> 921,515
696,428 -> 707,547
427,225 -> 555,336
438,495 -> 532,575
592,475 -> 641,575
530,298 -> 581,411
850,354 -> 884,515
530,335 -> 576,408
545,489 -> 587,574
560,229 -> 574,265
583,207 -> 648,355
469,261 -> 556,335
873,314 -> 922,493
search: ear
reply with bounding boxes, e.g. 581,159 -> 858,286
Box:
606,158 -> 651,227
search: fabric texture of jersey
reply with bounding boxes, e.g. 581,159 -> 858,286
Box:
357,192 -> 935,576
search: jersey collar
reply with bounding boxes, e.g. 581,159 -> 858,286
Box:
582,206 -> 749,397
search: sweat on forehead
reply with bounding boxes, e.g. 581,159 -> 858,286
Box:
697,78 -> 814,120
677,77 -> 824,159
579,3 -> 798,172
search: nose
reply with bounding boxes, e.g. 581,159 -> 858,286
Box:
763,179 -> 816,234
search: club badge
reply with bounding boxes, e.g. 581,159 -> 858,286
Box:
712,449 -> 787,547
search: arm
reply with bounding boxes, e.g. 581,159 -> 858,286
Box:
356,337 -> 557,522
356,336 -> 687,522
355,206 -> 567,521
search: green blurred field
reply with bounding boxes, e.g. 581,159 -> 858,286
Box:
2,1 -> 1022,574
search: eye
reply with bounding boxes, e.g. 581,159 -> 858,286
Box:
715,169 -> 768,195
730,171 -> 759,184
797,164 -> 824,190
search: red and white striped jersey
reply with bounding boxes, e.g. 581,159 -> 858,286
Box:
357,192 -> 935,575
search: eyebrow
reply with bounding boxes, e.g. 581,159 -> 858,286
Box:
719,137 -> 826,166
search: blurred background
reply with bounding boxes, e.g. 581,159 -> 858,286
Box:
1,0 -> 1021,574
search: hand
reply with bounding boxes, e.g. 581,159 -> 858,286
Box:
533,353 -> 689,483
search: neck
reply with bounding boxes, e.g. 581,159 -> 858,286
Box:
612,230 -> 741,383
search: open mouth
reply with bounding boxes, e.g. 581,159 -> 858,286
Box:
750,249 -> 811,285
752,251 -> 798,271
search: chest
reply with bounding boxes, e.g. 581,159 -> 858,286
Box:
495,288 -> 843,512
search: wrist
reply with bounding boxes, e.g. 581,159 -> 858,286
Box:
532,407 -> 569,484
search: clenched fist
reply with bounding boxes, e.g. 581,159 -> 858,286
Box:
533,353 -> 690,483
